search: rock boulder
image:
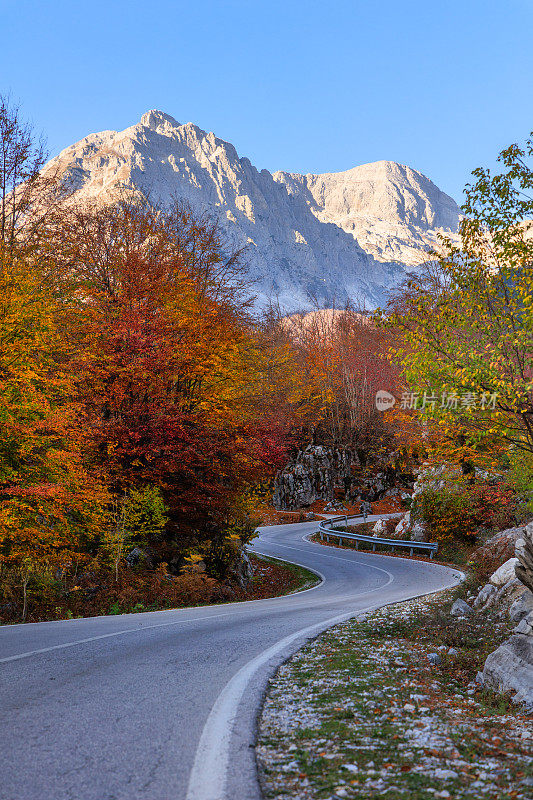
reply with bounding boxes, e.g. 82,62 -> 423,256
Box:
450,599 -> 473,617
480,520 -> 533,710
490,557 -> 519,587
482,624 -> 533,711
273,445 -> 352,510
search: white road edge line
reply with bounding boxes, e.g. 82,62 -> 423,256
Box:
2,535 -> 462,664
184,603 -> 379,800
0,542 -> 378,663
185,568 -> 464,800
250,550 -> 326,587
0,545 -> 366,663
185,563 -> 398,800
0,545 -> 377,663
255,541 -> 396,584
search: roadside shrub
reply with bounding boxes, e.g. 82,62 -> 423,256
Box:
224,510 -> 258,545
415,487 -> 476,543
435,539 -> 472,566
122,485 -> 169,547
505,449 -> 533,516
469,483 -> 517,533
204,534 -> 241,581
202,494 -> 260,581
100,485 -> 169,580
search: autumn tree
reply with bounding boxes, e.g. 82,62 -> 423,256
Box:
384,134 -> 533,466
0,99 -> 108,618
61,197 -> 295,570
280,306 -> 402,465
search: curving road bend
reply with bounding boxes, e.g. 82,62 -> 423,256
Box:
0,518 -> 463,800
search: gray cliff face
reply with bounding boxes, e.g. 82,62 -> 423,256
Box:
273,446 -> 352,510
44,110 -> 460,311
516,521 -> 533,594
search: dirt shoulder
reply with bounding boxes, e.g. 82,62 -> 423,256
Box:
253,496 -> 405,527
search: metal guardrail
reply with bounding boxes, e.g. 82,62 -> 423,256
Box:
318,514 -> 439,558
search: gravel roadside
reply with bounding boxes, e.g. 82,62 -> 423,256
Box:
257,593 -> 532,800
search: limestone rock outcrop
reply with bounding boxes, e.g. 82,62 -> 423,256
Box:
480,521 -> 533,710
516,521 -> 533,594
272,446 -> 351,511
394,512 -> 411,539
490,558 -> 519,587
475,525 -> 524,566
482,624 -> 533,711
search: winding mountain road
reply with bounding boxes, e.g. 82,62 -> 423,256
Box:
0,518 -> 463,800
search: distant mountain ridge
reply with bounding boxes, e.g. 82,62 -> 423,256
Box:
45,109 -> 460,310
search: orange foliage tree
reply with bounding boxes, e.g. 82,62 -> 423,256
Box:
61,198 -> 297,562
0,100 -> 109,619
279,307 -> 404,465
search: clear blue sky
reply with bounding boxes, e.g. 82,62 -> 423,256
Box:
2,0 -> 532,203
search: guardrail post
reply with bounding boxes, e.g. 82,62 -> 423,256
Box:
409,547 -> 413,556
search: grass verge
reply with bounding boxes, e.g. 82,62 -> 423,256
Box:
252,555 -> 321,595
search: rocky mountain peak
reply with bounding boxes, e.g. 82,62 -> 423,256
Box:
44,110 -> 460,310
139,109 -> 180,131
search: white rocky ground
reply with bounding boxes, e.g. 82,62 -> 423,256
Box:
43,110 -> 460,310
257,596 -> 532,800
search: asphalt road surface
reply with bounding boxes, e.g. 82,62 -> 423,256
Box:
0,518 -> 464,800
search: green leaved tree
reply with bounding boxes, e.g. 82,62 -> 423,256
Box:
383,134 -> 533,461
